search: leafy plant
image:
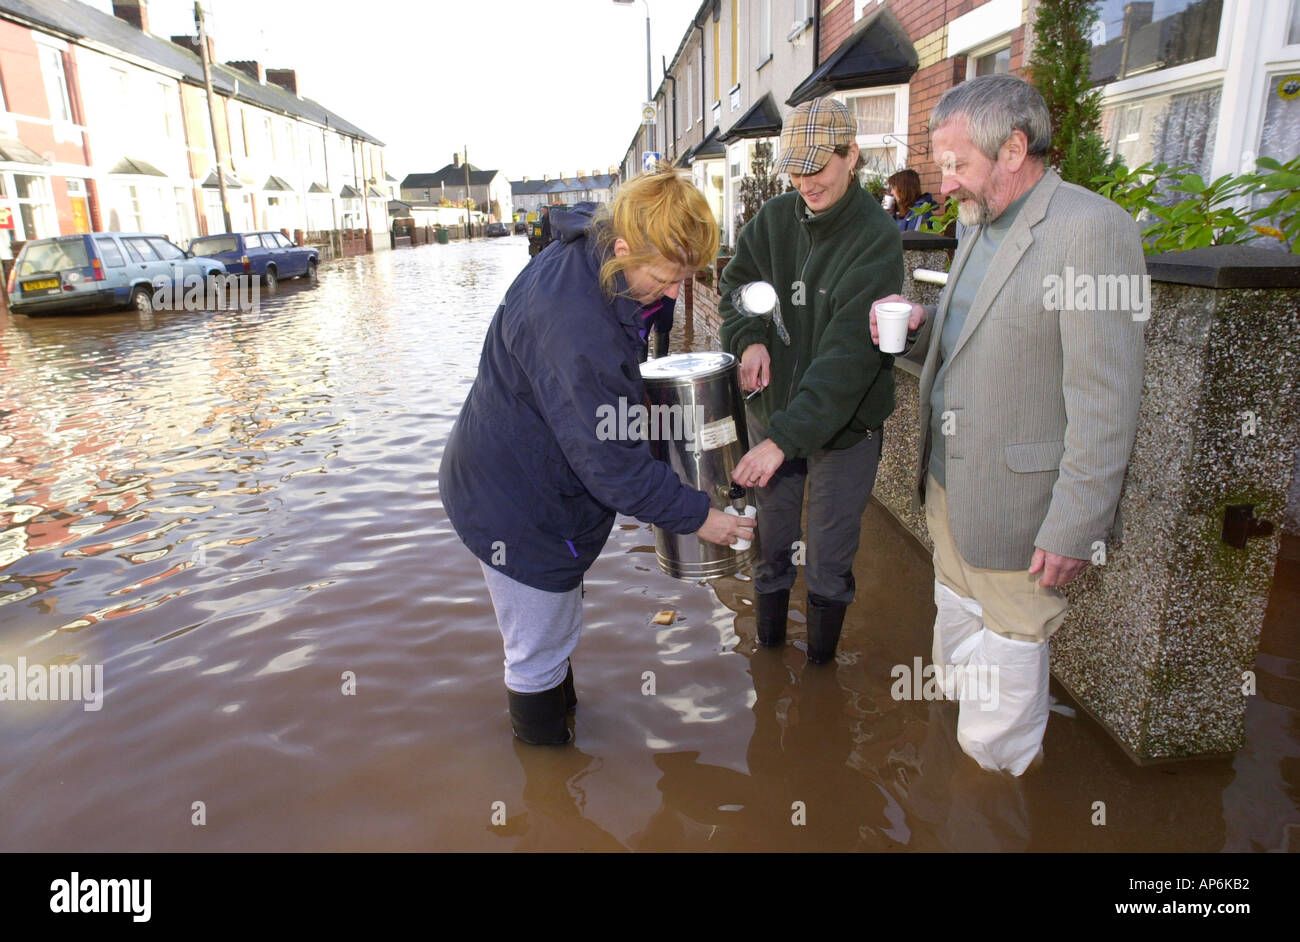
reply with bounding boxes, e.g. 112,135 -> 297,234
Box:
1093,156 -> 1300,253
915,196 -> 961,236
862,172 -> 888,202
736,142 -> 786,232
1248,156 -> 1300,252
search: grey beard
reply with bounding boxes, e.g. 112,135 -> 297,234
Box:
957,198 -> 993,228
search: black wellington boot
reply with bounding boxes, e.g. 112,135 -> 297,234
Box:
506,683 -> 572,745
806,593 -> 847,665
755,589 -> 790,647
562,660 -> 577,712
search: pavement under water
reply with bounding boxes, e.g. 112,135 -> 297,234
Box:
0,237 -> 1294,851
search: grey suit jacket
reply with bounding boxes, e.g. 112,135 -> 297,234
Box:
912,169 -> 1146,570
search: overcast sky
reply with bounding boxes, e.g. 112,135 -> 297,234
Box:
86,0 -> 706,181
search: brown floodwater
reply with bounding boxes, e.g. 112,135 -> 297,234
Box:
0,237 -> 1295,852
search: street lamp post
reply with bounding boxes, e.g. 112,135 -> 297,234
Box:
613,0 -> 653,155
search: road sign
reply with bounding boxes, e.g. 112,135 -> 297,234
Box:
642,152 -> 661,172
641,102 -> 657,125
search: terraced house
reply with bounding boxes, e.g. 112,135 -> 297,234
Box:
625,0 -> 1300,246
0,0 -> 388,267
510,171 -> 618,218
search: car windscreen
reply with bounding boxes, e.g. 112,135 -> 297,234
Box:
18,238 -> 89,276
190,236 -> 238,255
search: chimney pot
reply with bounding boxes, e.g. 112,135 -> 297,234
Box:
226,60 -> 264,83
113,0 -> 149,32
266,69 -> 298,96
172,34 -> 216,62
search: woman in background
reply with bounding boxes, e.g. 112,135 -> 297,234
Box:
887,168 -> 936,232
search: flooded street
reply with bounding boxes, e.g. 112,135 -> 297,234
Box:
0,237 -> 1296,852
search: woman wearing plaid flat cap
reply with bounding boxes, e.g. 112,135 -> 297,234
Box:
719,97 -> 904,665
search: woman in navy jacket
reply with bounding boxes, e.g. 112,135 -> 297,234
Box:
887,168 -> 935,232
440,168 -> 753,745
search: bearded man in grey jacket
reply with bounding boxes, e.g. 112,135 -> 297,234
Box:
872,75 -> 1147,775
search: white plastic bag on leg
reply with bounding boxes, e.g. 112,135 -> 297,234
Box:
932,581 -> 984,695
955,629 -> 1049,776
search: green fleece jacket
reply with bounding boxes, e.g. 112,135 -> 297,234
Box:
718,183 -> 904,459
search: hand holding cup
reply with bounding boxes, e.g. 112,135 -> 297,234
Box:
870,295 -> 926,353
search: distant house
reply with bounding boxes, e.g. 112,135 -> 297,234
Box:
401,154 -> 512,222
509,178 -> 551,217
510,170 -> 618,216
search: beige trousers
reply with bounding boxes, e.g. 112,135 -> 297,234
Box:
924,474 -> 1069,643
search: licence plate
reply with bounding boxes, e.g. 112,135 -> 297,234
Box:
22,278 -> 60,292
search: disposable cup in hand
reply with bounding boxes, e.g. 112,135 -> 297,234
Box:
725,504 -> 757,551
875,302 -> 912,354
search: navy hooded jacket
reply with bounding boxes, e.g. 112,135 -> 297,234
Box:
439,205 -> 711,592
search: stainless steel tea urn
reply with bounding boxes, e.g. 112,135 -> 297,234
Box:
639,352 -> 754,579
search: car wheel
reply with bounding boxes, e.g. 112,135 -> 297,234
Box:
205,270 -> 227,304
131,285 -> 154,316
304,260 -> 319,284
264,266 -> 278,293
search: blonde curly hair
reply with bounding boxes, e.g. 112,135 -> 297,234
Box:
591,162 -> 719,299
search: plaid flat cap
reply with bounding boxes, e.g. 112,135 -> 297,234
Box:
775,98 -> 858,175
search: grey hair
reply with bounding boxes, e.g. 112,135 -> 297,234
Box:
928,75 -> 1051,161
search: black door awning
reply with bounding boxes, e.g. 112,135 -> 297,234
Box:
692,128 -> 726,160
720,93 -> 783,144
109,157 -> 166,176
787,5 -> 917,105
200,169 -> 242,188
0,138 -> 49,165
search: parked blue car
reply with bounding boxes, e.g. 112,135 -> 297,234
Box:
6,232 -> 226,317
188,231 -> 319,291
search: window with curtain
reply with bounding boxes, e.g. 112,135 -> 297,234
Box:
39,46 -> 72,122
15,174 -> 56,240
847,93 -> 895,136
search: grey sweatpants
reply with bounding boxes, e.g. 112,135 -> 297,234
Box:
747,413 -> 883,605
479,560 -> 582,693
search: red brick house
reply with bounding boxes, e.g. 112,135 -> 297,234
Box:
0,15 -> 96,262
